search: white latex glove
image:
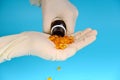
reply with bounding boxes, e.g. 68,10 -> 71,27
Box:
0,28 -> 97,63
30,0 -> 78,35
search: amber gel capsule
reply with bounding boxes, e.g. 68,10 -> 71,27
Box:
49,35 -> 74,49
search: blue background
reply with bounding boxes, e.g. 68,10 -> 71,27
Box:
0,0 -> 120,80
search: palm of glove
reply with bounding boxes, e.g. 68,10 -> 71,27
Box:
0,28 -> 97,63
34,28 -> 97,61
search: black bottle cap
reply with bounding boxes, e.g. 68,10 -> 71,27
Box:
51,20 -> 66,37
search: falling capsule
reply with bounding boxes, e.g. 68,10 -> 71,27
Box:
57,66 -> 61,71
47,77 -> 52,80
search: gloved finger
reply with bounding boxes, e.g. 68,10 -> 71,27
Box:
76,30 -> 97,41
62,5 -> 78,35
63,15 -> 75,35
42,13 -> 55,34
68,1 -> 79,21
74,36 -> 96,50
73,28 -> 92,40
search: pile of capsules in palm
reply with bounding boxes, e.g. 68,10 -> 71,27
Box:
49,35 -> 74,49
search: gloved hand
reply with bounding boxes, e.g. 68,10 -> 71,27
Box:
30,0 -> 78,35
0,28 -> 97,63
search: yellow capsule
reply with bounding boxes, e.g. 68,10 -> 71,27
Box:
49,35 -> 74,49
49,36 -> 55,41
59,44 -> 67,49
47,77 -> 52,80
57,66 -> 61,71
